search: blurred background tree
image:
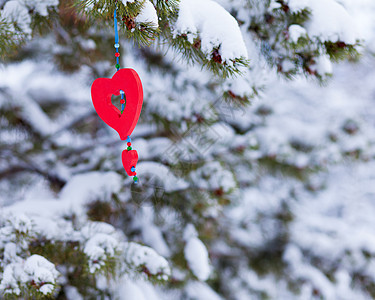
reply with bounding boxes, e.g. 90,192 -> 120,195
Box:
1,0 -> 375,299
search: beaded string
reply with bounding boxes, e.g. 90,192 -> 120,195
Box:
114,6 -> 124,114
127,135 -> 138,183
114,6 -> 120,71
114,5 -> 138,183
120,89 -> 125,113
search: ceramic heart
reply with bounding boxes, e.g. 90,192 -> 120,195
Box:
91,68 -> 143,140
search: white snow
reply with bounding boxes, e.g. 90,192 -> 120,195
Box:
281,59 -> 295,72
288,24 -> 307,43
3,172 -> 122,219
24,255 -> 59,295
117,280 -> 147,300
310,54 -> 333,76
65,286 -> 84,300
173,0 -> 248,64
0,60 -> 90,137
0,255 -> 59,296
190,161 -> 236,193
121,0 -> 135,4
132,206 -> 170,257
288,0 -> 358,44
0,264 -> 23,295
269,0 -> 282,11
0,0 -> 58,35
1,1 -> 32,34
84,233 -> 119,273
124,242 -> 171,280
284,245 -> 336,299
183,224 -> 211,281
113,278 -> 161,300
60,171 -> 122,208
25,0 -> 58,16
185,281 -> 222,300
136,161 -> 189,192
135,0 -> 158,28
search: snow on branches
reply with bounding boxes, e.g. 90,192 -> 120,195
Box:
0,213 -> 171,297
0,0 -> 361,78
172,0 -> 248,67
0,0 -> 57,34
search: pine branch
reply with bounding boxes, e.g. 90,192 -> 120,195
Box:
74,0 -> 160,47
0,20 -> 25,59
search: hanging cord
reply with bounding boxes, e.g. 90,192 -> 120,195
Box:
114,5 -> 125,113
114,5 -> 120,71
114,3 -> 138,183
120,90 -> 125,112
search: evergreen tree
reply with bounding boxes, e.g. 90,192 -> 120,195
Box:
1,0 -> 374,299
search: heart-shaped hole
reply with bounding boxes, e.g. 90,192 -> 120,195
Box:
111,93 -> 127,113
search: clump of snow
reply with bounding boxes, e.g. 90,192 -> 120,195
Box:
136,161 -> 189,192
65,286 -> 84,300
80,222 -> 124,273
185,281 -> 222,300
1,1 -> 32,34
124,242 -> 170,280
79,38 -> 96,51
0,0 -> 58,35
238,269 -> 281,299
24,255 -> 59,295
3,171 -> 122,219
0,255 -> 59,296
287,0 -> 358,44
311,54 -> 333,76
190,161 -> 236,193
25,0 -> 58,16
173,0 -> 248,64
183,224 -> 211,281
147,87 -> 213,125
223,71 -> 255,98
84,233 -> 119,273
281,59 -> 295,72
117,280 -> 147,300
0,60 -> 91,138
283,245 -> 337,299
59,171 -> 122,209
135,0 -> 158,28
288,24 -> 307,43
268,0 -> 282,11
0,263 -> 24,295
81,221 -> 119,240
0,213 -> 34,251
340,0 -> 375,50
113,277 -> 161,300
3,243 -> 19,265
132,206 -> 170,257
121,0 -> 135,4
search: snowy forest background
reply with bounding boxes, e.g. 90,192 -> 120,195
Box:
1,0 -> 375,299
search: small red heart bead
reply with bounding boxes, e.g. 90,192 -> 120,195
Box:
122,149 -> 138,176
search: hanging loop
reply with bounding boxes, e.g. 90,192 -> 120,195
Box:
114,5 -> 120,71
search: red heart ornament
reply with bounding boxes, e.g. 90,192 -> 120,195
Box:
122,149 -> 138,176
91,68 -> 143,140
